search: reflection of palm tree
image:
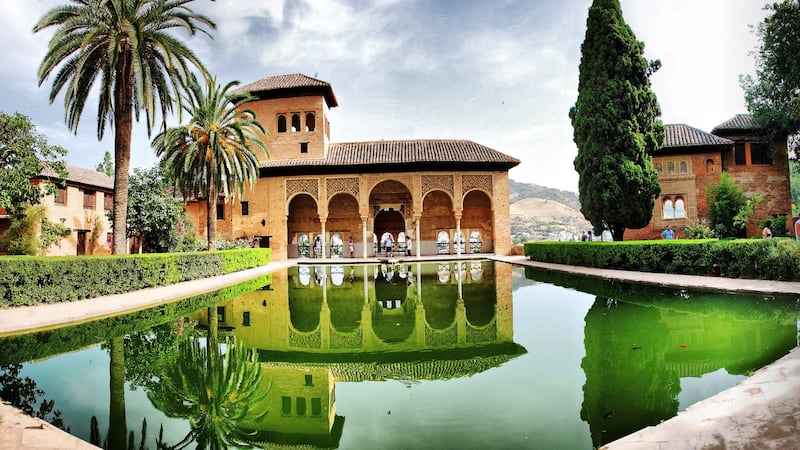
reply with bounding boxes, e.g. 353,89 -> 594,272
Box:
148,322 -> 269,449
108,336 -> 127,449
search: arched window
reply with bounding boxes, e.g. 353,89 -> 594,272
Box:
291,114 -> 301,132
679,161 -> 688,174
675,198 -> 686,218
298,234 -> 310,257
705,158 -> 715,173
667,161 -> 675,175
330,234 -> 344,257
469,231 -> 482,253
305,113 -> 316,132
277,114 -> 287,133
655,162 -> 663,175
436,231 -> 450,254
662,199 -> 674,218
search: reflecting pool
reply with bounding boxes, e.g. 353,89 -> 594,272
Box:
0,261 -> 798,449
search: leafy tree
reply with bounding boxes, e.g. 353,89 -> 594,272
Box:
96,151 -> 114,177
127,166 -> 190,253
153,74 -> 268,250
34,0 -> 215,255
740,1 -> 800,155
569,0 -> 664,242
706,172 -> 762,238
0,111 -> 67,216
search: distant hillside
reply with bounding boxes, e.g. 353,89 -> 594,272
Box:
508,179 -> 590,241
509,179 -> 581,210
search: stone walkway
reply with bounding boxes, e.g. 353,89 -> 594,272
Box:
2,255 -> 800,449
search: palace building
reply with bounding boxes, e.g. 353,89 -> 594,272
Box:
184,74 -> 520,260
624,114 -> 792,240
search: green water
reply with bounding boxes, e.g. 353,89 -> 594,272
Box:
0,261 -> 797,449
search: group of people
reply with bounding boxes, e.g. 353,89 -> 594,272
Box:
313,234 -> 413,258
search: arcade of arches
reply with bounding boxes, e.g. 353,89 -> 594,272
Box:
283,173 -> 506,259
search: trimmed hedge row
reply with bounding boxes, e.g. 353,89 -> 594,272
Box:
0,248 -> 271,307
524,238 -> 800,281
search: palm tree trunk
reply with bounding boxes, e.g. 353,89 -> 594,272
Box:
206,174 -> 217,251
111,53 -> 133,255
108,336 -> 127,450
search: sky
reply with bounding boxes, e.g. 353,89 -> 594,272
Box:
0,0 -> 769,193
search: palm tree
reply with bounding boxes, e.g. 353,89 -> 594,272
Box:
34,0 -> 215,254
148,333 -> 270,449
152,73 -> 268,250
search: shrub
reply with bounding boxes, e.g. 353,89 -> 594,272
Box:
524,238 -> 798,281
0,248 -> 271,307
682,222 -> 714,239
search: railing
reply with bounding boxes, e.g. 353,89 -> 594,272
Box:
298,243 -> 310,257
437,242 -> 449,254
330,244 -> 344,257
469,241 -> 482,253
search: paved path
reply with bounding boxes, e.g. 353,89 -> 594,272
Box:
2,255 -> 800,449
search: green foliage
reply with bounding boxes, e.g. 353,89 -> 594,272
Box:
127,166 -> 190,253
524,238 -> 800,281
34,0 -> 215,254
706,172 -> 749,238
39,216 -> 72,255
0,248 -> 271,307
569,0 -> 663,241
153,73 -> 269,251
682,222 -> 714,239
0,205 -> 47,255
96,151 -> 114,176
0,112 -> 67,216
740,0 -> 800,155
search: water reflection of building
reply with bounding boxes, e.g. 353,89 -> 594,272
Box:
524,267 -> 799,447
192,260 -> 523,447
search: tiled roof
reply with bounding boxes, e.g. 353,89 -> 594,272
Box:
661,124 -> 732,150
236,73 -> 339,107
711,114 -> 760,134
40,164 -> 114,190
261,139 -> 520,172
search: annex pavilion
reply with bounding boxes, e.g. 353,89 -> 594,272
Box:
183,74 -> 520,261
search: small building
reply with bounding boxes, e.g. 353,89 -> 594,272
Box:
0,164 -> 114,255
184,74 -> 520,260
625,114 -> 791,240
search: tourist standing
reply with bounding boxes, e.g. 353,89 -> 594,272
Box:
406,236 -> 412,256
349,236 -> 355,257
661,225 -> 674,240
314,236 -> 322,258
386,235 -> 394,257
762,220 -> 773,239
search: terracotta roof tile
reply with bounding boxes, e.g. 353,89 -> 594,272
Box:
261,139 -> 520,171
711,114 -> 760,133
236,73 -> 338,107
40,164 -> 114,191
661,124 -> 732,150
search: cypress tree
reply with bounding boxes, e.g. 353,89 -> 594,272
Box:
569,0 -> 664,241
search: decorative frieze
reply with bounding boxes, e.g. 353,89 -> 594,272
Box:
327,177 -> 360,200
421,174 -> 454,198
462,174 -> 493,195
286,178 -> 319,201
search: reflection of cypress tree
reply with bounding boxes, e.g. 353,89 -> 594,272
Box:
580,297 -> 678,447
90,416 -> 100,446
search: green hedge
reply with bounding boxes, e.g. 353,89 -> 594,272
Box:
0,248 -> 271,307
524,238 -> 800,281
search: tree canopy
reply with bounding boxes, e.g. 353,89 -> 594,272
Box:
0,111 -> 67,216
569,0 -> 663,242
741,0 -> 800,155
126,166 -> 191,253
